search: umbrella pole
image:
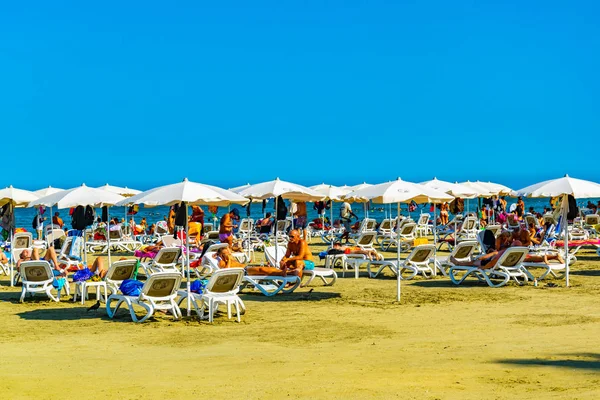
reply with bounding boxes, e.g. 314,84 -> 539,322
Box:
185,202 -> 191,316
396,202 -> 401,302
107,207 -> 111,267
433,202 -> 437,276
330,202 -> 333,244
564,197 -> 569,287
9,203 -> 14,287
275,197 -> 278,262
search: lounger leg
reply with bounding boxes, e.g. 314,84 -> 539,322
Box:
233,301 -> 241,322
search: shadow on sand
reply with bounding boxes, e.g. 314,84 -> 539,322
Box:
497,353 -> 600,371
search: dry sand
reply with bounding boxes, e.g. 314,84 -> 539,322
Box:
1,240 -> 599,399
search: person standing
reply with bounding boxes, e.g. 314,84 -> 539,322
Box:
340,201 -> 358,243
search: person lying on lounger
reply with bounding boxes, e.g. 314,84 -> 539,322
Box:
327,242 -> 383,261
215,246 -> 245,269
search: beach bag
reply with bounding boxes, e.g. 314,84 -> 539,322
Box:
190,279 -> 208,294
69,235 -> 83,261
73,267 -> 93,282
120,279 -> 144,296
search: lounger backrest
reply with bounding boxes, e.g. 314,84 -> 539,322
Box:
357,232 -> 377,247
524,215 -> 537,228
108,229 -> 122,240
142,272 -> 182,299
452,241 -> 478,260
379,219 -> 392,231
106,260 -> 137,282
407,245 -> 435,263
264,245 -> 287,267
203,223 -> 214,233
121,225 -> 132,236
417,214 -> 429,225
497,247 -> 528,269
155,248 -> 181,266
156,221 -> 169,235
586,214 -> 599,226
365,219 -> 377,231
206,243 -> 229,253
13,233 -> 32,249
400,223 -> 416,236
486,225 -> 502,237
206,268 -> 244,293
60,237 -> 73,258
205,231 -> 220,240
46,229 -> 66,242
44,224 -> 62,234
239,219 -> 253,233
396,218 -> 413,233
21,261 -> 53,283
201,252 -> 221,270
462,217 -> 477,231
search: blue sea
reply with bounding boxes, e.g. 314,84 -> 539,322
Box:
11,197 -> 600,232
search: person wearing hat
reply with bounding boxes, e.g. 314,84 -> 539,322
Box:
219,208 -> 240,248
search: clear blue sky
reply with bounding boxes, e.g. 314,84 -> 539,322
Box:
1,1 -> 598,191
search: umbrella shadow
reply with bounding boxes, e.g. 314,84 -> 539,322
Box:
571,270 -> 600,277
240,291 -> 341,303
16,306 -> 100,321
497,353 -> 600,371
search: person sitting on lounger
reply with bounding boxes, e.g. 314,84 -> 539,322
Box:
327,242 -> 383,261
257,212 -> 274,234
519,229 -> 565,264
280,229 -> 313,278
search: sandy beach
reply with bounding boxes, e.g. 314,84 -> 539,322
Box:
1,240 -> 599,399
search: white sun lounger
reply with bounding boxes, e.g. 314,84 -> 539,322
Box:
367,244 -> 436,279
106,272 -> 182,323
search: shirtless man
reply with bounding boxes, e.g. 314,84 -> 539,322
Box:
280,229 -> 313,278
219,208 -> 240,248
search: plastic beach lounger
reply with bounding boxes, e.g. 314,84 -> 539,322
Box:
241,275 -> 301,296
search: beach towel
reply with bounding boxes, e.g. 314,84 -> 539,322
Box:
69,235 -> 83,261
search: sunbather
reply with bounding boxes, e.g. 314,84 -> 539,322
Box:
327,242 -> 383,261
215,246 -> 245,269
280,229 -> 313,278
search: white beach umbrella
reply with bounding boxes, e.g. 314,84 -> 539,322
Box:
119,178 -> 249,317
346,178 -> 454,204
516,175 -> 600,199
0,186 -> 39,208
459,181 -> 494,197
97,184 -> 142,197
310,184 -> 350,201
30,184 -> 125,209
420,178 -> 477,198
229,183 -> 252,194
33,186 -> 64,197
118,178 -> 249,208
474,181 -> 514,196
346,183 -> 374,217
0,186 -> 40,285
237,178 -> 323,202
345,178 -> 454,301
516,174 -> 600,287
